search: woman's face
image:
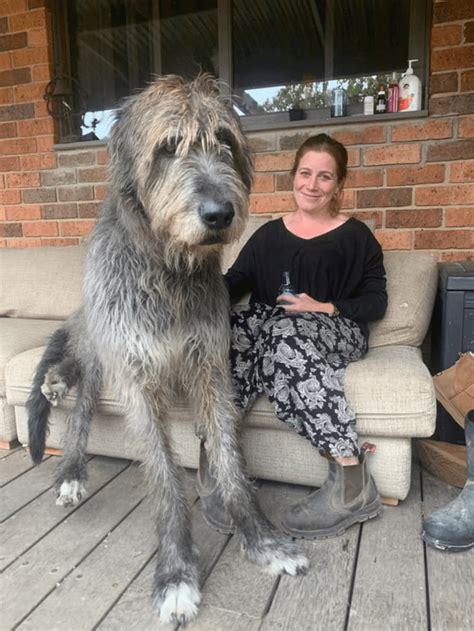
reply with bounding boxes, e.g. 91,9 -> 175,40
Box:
293,150 -> 341,215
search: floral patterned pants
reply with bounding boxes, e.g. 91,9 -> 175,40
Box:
230,303 -> 368,458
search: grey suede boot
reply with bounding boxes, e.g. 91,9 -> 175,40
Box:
422,410 -> 474,551
281,447 -> 382,539
196,440 -> 235,534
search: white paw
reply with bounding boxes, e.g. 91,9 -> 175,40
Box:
56,480 -> 86,506
41,371 -> 68,407
155,582 -> 201,626
265,549 -> 309,576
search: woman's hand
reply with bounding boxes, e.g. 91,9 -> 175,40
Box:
277,293 -> 335,314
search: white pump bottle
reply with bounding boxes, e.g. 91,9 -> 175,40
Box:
398,59 -> 422,112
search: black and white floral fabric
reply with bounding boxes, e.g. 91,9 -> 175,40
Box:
230,303 -> 367,458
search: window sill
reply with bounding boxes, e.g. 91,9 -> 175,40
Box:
241,109 -> 429,133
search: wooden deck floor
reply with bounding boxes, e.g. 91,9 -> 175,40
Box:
1,448 -> 472,631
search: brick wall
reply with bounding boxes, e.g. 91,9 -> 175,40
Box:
0,0 -> 473,259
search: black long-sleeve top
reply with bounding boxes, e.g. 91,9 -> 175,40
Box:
224,217 -> 388,338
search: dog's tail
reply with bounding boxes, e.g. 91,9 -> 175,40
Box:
26,327 -> 74,464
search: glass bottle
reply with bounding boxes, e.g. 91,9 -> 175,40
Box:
375,85 -> 387,114
278,271 -> 297,304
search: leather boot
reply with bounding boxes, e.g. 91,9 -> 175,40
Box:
433,352 -> 474,428
281,446 -> 382,539
196,440 -> 235,534
422,410 -> 474,551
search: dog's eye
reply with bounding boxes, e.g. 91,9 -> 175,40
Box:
216,129 -> 234,152
162,138 -> 180,156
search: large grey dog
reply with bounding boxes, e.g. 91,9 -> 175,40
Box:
26,75 -> 308,626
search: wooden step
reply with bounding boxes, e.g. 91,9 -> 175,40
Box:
416,439 -> 467,488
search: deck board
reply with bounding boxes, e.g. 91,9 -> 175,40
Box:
0,448 -> 38,487
0,450 -> 472,630
422,471 -> 474,631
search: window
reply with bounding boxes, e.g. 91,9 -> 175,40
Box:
50,0 -> 431,142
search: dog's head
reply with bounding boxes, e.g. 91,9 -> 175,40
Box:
108,74 -> 253,257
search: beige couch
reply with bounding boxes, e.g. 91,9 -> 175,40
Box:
1,216 -> 438,501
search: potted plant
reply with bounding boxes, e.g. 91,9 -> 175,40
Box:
288,99 -> 306,121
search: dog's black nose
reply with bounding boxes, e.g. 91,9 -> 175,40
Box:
199,200 -> 234,230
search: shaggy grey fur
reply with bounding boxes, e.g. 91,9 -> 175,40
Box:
26,75 -> 308,627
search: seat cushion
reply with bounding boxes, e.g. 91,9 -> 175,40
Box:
6,344 -> 435,439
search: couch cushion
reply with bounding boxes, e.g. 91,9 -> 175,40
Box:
0,246 -> 86,320
6,344 -> 435,439
0,319 -> 60,395
369,251 -> 437,348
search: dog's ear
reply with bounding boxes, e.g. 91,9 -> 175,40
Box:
235,144 -> 254,193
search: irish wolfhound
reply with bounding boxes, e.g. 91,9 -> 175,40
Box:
26,75 -> 308,626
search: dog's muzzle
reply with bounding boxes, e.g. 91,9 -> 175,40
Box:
199,200 -> 235,231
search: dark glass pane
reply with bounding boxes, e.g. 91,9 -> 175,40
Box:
159,0 -> 218,78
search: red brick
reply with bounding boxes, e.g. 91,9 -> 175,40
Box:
431,46 -> 474,72
34,100 -> 48,118
255,152 -> 295,172
21,152 -> 56,170
465,21 -> 474,43
251,174 -> 274,193
59,219 -> 96,237
78,202 -> 101,218
6,171 -> 40,188
414,229 -> 473,249
32,64 -> 51,82
279,132 -> 313,151
459,116 -> 474,138
391,120 -> 452,142
345,169 -> 384,189
386,164 -> 445,186
41,237 -> 80,247
0,86 -> 13,104
347,210 -> 383,228
416,184 -> 474,205
8,9 -> 47,32
58,186 -> 94,202
23,220 -> 58,237
0,207 -> 5,220
249,194 -> 295,213
445,207 -> 474,226
0,1 -> 28,15
363,144 -> 420,166
41,203 -> 77,219
0,17 -> 6,34
36,135 -> 53,152
22,186 -> 56,203
58,151 -> 96,168
14,81 -> 48,102
78,166 -> 108,183
461,70 -> 474,92
0,66 -> 30,87
96,149 -> 109,165
0,155 -> 20,171
4,237 -> 41,248
248,132 -> 277,152
0,121 -> 16,139
386,208 -> 442,228
0,222 -> 22,237
427,139 -> 474,162
429,94 -> 474,116
434,0 -> 474,24
5,203 -> 40,220
341,190 -> 355,209
450,161 -> 474,182
17,117 -> 54,137
441,251 -> 474,262
275,173 -> 292,191
430,72 -> 458,95
0,189 -> 21,204
0,102 -> 34,122
0,52 -> 11,71
330,126 -> 386,145
375,230 -> 413,250
347,148 -> 360,167
357,188 -> 412,208
431,24 -> 462,47
27,27 -> 48,47
0,136 -> 36,155
0,32 -> 27,53
94,184 -> 107,201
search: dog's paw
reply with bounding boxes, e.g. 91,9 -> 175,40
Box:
154,581 -> 201,627
246,536 -> 309,577
41,369 -> 68,407
56,480 -> 86,506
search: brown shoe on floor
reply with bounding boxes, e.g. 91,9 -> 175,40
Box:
433,352 -> 474,428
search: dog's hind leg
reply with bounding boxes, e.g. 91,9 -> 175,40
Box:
55,354 -> 101,506
192,365 -> 309,577
127,388 -> 200,627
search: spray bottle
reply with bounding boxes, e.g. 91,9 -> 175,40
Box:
388,72 -> 399,113
398,60 -> 422,112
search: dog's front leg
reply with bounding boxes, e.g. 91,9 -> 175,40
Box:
127,388 -> 200,627
191,363 -> 309,577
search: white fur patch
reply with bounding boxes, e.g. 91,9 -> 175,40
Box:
158,582 -> 201,625
56,480 -> 86,506
265,551 -> 309,576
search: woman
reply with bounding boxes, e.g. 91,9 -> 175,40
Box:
222,133 -> 388,539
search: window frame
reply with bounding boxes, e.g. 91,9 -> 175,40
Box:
49,0 -> 432,142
